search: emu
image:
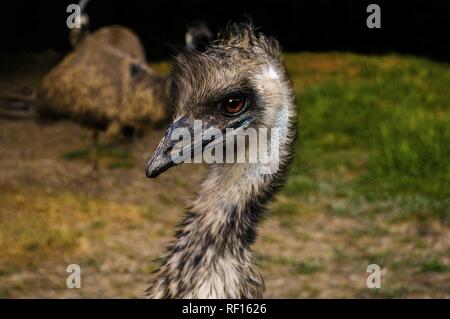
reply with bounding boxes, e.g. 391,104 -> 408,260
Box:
10,16 -> 212,139
145,23 -> 297,298
36,23 -> 167,169
38,0 -> 166,139
68,0 -> 146,60
38,27 -> 167,139
185,21 -> 213,52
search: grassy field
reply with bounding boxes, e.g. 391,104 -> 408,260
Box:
0,51 -> 449,298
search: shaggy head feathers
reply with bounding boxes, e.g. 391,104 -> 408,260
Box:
168,23 -> 285,122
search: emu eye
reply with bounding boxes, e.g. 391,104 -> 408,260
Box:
222,96 -> 247,116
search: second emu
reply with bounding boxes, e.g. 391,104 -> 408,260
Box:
39,21 -> 168,138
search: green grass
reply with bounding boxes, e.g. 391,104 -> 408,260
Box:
283,54 -> 450,223
418,259 -> 449,273
62,148 -> 90,160
272,201 -> 298,217
62,144 -> 134,169
293,260 -> 324,275
262,256 -> 324,275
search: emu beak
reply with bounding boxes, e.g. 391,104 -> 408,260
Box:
145,116 -> 192,178
145,114 -> 254,178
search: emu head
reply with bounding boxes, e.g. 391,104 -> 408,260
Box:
185,21 -> 213,52
69,14 -> 90,48
69,0 -> 91,48
146,23 -> 291,178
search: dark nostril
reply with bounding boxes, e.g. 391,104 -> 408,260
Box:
163,144 -> 174,155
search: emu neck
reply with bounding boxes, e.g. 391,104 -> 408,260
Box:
148,98 -> 295,299
149,164 -> 272,298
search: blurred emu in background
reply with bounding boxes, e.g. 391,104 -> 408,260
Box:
39,0 -> 168,140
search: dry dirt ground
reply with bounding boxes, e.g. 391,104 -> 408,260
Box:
0,52 -> 448,298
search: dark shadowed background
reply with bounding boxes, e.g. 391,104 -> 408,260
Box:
1,0 -> 449,61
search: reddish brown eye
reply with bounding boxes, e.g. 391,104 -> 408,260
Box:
223,97 -> 246,115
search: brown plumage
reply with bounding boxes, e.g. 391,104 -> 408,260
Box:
38,25 -> 168,137
145,23 -> 297,298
